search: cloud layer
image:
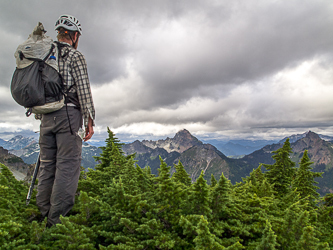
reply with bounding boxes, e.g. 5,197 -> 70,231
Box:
1,0 -> 333,141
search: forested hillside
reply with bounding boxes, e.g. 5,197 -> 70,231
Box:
242,131 -> 333,195
1,129 -> 333,249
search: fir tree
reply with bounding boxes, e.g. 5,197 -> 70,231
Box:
155,157 -> 186,229
172,161 -> 192,187
210,173 -> 244,248
50,216 -> 97,250
263,139 -> 296,197
256,220 -> 278,250
296,226 -> 320,250
1,128 -> 333,249
317,193 -> 333,245
242,166 -> 274,198
0,164 -> 40,249
187,170 -> 212,218
155,157 -> 179,205
210,173 -> 233,220
194,215 -> 224,249
79,141 -> 129,197
93,127 -> 132,171
210,174 -> 218,188
277,207 -> 312,249
292,150 -> 322,208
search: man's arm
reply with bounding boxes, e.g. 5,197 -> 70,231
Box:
72,51 -> 96,128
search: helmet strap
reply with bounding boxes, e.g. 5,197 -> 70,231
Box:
69,32 -> 79,49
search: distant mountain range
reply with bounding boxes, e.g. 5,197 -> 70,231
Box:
2,130 -> 333,195
242,131 -> 333,194
201,132 -> 333,157
122,129 -> 253,182
0,135 -> 37,150
0,135 -> 102,170
122,130 -> 333,195
201,139 -> 278,157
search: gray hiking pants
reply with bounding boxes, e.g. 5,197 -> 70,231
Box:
36,106 -> 82,226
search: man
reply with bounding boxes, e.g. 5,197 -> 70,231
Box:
36,14 -> 95,227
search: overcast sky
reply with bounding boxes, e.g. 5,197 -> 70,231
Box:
1,0 -> 333,143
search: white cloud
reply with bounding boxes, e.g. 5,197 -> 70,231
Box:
113,122 -> 209,137
94,56 -> 333,140
2,0 -> 333,141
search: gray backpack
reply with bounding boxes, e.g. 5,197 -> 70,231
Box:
11,22 -> 64,116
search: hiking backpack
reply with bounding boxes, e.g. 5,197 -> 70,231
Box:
11,22 -> 65,116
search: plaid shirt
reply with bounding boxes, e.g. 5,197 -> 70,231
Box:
36,42 -> 95,127
58,42 -> 95,127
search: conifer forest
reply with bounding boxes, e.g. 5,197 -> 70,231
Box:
1,129 -> 333,249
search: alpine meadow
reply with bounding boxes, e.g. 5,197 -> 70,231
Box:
1,129 -> 333,249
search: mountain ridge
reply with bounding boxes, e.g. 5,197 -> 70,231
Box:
2,129 -> 333,194
122,129 -> 333,194
122,129 -> 251,183
141,129 -> 202,153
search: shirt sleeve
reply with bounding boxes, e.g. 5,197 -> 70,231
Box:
71,51 -> 95,127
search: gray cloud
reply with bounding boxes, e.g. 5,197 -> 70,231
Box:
1,0 -> 333,140
134,0 -> 333,107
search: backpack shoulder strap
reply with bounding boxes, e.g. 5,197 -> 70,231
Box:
54,41 -> 70,59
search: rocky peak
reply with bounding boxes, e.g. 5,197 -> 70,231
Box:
305,131 -> 321,141
292,131 -> 332,165
139,129 -> 202,153
173,129 -> 200,143
293,131 -> 322,151
174,129 -> 192,139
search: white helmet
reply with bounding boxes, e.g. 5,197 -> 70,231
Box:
55,14 -> 82,35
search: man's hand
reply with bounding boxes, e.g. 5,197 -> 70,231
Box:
83,117 -> 94,142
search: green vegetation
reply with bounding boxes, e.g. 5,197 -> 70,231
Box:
1,132 -> 333,249
3,156 -> 24,164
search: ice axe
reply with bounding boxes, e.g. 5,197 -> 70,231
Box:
26,153 -> 40,205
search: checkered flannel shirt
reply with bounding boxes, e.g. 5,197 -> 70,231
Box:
36,42 -> 95,128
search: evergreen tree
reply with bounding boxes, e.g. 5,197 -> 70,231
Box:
314,199 -> 333,248
50,216 -> 97,250
210,173 -> 244,248
242,166 -> 274,198
316,242 -> 330,250
210,173 -> 234,220
194,215 -> 224,249
292,150 -> 322,208
135,164 -> 154,195
93,127 -> 132,171
155,157 -> 178,205
187,170 -> 212,218
172,160 -> 192,187
79,141 -> 129,197
0,164 -> 40,249
296,226 -> 320,250
263,139 -> 296,197
256,220 -> 278,250
277,207 -> 312,250
1,128 -> 333,249
210,174 -> 218,188
233,180 -> 275,248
